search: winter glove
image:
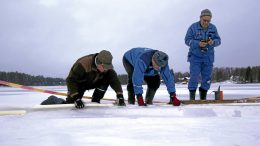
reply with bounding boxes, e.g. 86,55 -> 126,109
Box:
136,94 -> 146,106
75,98 -> 84,109
116,94 -> 126,106
169,92 -> 181,106
71,94 -> 84,109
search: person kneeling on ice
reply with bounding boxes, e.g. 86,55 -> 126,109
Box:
123,47 -> 181,106
66,50 -> 126,108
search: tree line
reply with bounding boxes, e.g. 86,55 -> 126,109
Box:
0,71 -> 66,86
1,66 -> 260,86
174,66 -> 260,83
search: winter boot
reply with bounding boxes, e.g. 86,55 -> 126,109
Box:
189,90 -> 196,100
145,88 -> 156,105
92,87 -> 106,103
128,91 -> 135,104
199,87 -> 207,100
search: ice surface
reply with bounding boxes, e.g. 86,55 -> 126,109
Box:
0,83 -> 260,146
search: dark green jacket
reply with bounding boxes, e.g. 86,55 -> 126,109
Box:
66,53 -> 122,96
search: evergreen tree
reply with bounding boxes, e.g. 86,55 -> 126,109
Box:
257,66 -> 260,83
245,66 -> 252,83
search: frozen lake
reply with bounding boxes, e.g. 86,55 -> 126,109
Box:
0,83 -> 260,146
1,83 -> 260,106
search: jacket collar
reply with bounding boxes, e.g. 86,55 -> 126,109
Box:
91,54 -> 99,72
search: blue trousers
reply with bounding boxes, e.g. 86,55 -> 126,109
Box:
188,58 -> 213,91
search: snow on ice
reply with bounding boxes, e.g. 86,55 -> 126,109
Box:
0,83 -> 260,146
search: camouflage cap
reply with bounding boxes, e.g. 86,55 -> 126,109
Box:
96,50 -> 113,70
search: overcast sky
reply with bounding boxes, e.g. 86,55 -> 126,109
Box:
1,0 -> 259,78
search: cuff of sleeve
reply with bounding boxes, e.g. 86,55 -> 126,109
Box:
170,92 -> 176,96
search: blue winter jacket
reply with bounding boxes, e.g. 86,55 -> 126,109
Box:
123,47 -> 176,95
185,22 -> 221,63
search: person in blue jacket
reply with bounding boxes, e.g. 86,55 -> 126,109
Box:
123,47 -> 180,106
185,9 -> 221,100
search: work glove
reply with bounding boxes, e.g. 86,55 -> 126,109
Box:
75,98 -> 84,109
115,94 -> 126,106
169,92 -> 181,106
136,94 -> 146,106
71,94 -> 84,109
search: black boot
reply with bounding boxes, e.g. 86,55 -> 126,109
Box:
92,88 -> 106,103
199,87 -> 207,100
128,91 -> 135,104
189,90 -> 196,100
145,88 -> 156,105
127,83 -> 135,104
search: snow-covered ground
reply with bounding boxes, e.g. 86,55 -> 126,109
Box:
0,83 -> 260,146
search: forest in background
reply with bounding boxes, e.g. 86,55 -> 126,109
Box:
0,66 -> 259,86
174,66 -> 260,84
0,71 -> 65,86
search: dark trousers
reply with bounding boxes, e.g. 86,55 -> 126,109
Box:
123,57 -> 160,102
66,73 -> 111,103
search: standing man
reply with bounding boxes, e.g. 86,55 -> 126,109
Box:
185,9 -> 221,100
123,47 -> 180,106
66,50 -> 126,108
